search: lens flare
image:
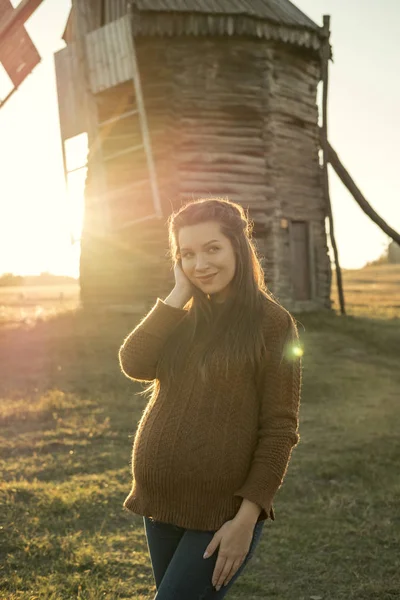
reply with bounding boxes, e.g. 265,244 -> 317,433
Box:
292,344 -> 304,358
285,343 -> 304,360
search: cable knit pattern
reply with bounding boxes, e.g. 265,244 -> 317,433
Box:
119,296 -> 302,531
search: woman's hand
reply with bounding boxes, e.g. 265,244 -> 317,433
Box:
203,519 -> 255,590
173,261 -> 193,301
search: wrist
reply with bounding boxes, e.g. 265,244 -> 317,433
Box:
234,498 -> 262,526
164,288 -> 191,309
164,288 -> 191,308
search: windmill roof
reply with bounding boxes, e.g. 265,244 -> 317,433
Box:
63,0 -> 326,51
134,0 -> 320,32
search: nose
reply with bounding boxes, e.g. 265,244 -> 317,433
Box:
195,255 -> 211,272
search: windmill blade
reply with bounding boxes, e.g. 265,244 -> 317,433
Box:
0,0 -> 43,108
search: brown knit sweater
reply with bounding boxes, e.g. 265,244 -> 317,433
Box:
119,294 -> 302,531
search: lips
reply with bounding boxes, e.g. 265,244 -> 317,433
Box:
197,273 -> 218,282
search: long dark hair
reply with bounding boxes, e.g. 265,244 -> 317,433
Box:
137,197 -> 295,402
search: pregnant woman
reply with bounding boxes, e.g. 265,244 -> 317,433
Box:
119,197 -> 302,598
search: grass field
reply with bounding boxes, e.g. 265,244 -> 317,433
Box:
0,266 -> 399,599
331,264 -> 400,319
0,283 -> 80,327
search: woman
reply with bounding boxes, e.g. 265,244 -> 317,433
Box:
119,197 -> 302,598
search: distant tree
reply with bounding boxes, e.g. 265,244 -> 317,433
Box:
0,273 -> 25,286
365,244 -> 389,267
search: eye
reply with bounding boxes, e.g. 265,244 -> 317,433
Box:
181,246 -> 219,259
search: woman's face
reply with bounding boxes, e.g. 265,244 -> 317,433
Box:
178,220 -> 236,303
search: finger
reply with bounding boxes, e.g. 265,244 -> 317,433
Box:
212,556 -> 227,587
223,557 -> 244,587
204,532 -> 220,559
215,559 -> 235,590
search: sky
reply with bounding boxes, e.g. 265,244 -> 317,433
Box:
0,0 -> 399,277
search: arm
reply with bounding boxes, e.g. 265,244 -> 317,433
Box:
118,291 -> 188,382
233,310 -> 302,519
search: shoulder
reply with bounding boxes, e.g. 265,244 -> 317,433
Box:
257,292 -> 299,358
258,292 -> 292,332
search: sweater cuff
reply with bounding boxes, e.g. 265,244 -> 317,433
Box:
233,467 -> 281,518
139,298 -> 188,339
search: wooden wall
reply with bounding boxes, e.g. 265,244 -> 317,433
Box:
266,44 -> 331,310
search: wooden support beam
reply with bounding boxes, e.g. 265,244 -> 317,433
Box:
0,84 -> 16,108
320,15 -> 346,315
325,139 -> 400,246
71,0 -> 108,231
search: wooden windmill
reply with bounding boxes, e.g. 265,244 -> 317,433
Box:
54,1 -> 400,314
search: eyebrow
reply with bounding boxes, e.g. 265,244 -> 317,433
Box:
180,239 -> 220,252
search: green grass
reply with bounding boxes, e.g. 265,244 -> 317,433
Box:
0,270 -> 400,599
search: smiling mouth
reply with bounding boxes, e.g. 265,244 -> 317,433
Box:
197,273 -> 218,282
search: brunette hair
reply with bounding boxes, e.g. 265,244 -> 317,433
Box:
138,197 -> 296,401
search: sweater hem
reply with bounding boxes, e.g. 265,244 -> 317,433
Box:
122,489 -> 275,531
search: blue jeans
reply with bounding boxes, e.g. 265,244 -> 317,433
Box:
143,516 -> 265,599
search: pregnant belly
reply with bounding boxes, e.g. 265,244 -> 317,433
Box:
132,406 -> 256,485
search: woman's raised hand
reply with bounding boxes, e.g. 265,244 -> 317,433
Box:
173,261 -> 193,301
164,261 -> 193,308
